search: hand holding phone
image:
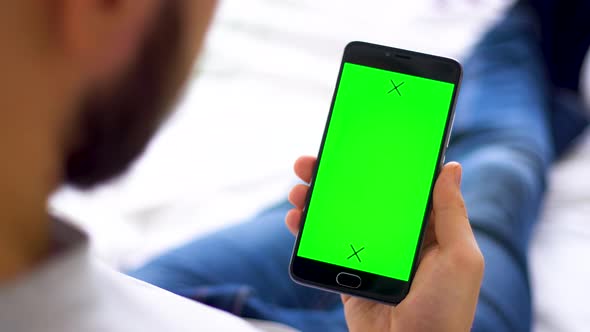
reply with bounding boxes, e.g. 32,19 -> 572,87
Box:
287,159 -> 484,332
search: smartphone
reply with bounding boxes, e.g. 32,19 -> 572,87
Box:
289,41 -> 462,304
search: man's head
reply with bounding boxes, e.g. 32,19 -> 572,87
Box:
0,0 -> 216,190
0,0 -> 216,278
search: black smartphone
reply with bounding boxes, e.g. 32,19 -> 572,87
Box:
289,41 -> 462,304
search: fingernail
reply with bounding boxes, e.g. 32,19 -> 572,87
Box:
453,163 -> 462,187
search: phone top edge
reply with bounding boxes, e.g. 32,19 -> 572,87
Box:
342,41 -> 462,84
345,41 -> 462,65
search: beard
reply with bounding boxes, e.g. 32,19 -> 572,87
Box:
64,1 -> 184,188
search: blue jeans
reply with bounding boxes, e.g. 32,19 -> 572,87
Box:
130,4 -> 555,332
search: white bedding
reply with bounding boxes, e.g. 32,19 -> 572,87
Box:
50,1 -> 590,331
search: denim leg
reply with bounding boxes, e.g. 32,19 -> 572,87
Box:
131,4 -> 551,332
448,3 -> 552,331
129,200 -> 346,331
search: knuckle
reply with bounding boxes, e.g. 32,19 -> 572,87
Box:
435,204 -> 469,221
471,249 -> 485,275
435,196 -> 469,219
452,198 -> 469,219
449,246 -> 485,274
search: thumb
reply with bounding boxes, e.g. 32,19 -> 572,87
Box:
432,162 -> 473,248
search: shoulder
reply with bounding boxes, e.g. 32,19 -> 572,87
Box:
86,262 -> 262,332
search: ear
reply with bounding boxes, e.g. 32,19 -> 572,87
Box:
58,0 -> 159,83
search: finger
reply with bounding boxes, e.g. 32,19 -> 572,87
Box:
418,212 -> 437,261
421,212 -> 437,250
288,184 -> 309,209
341,294 -> 352,304
294,156 -> 316,183
285,208 -> 302,236
432,162 -> 476,248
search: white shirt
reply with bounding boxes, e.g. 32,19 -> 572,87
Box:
0,220 -> 295,332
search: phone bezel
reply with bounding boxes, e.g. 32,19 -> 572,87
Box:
289,41 -> 463,304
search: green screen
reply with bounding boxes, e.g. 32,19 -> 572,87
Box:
297,62 -> 455,281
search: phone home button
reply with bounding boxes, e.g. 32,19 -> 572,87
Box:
336,272 -> 362,289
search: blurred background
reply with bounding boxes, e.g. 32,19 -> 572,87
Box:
49,0 -> 590,331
